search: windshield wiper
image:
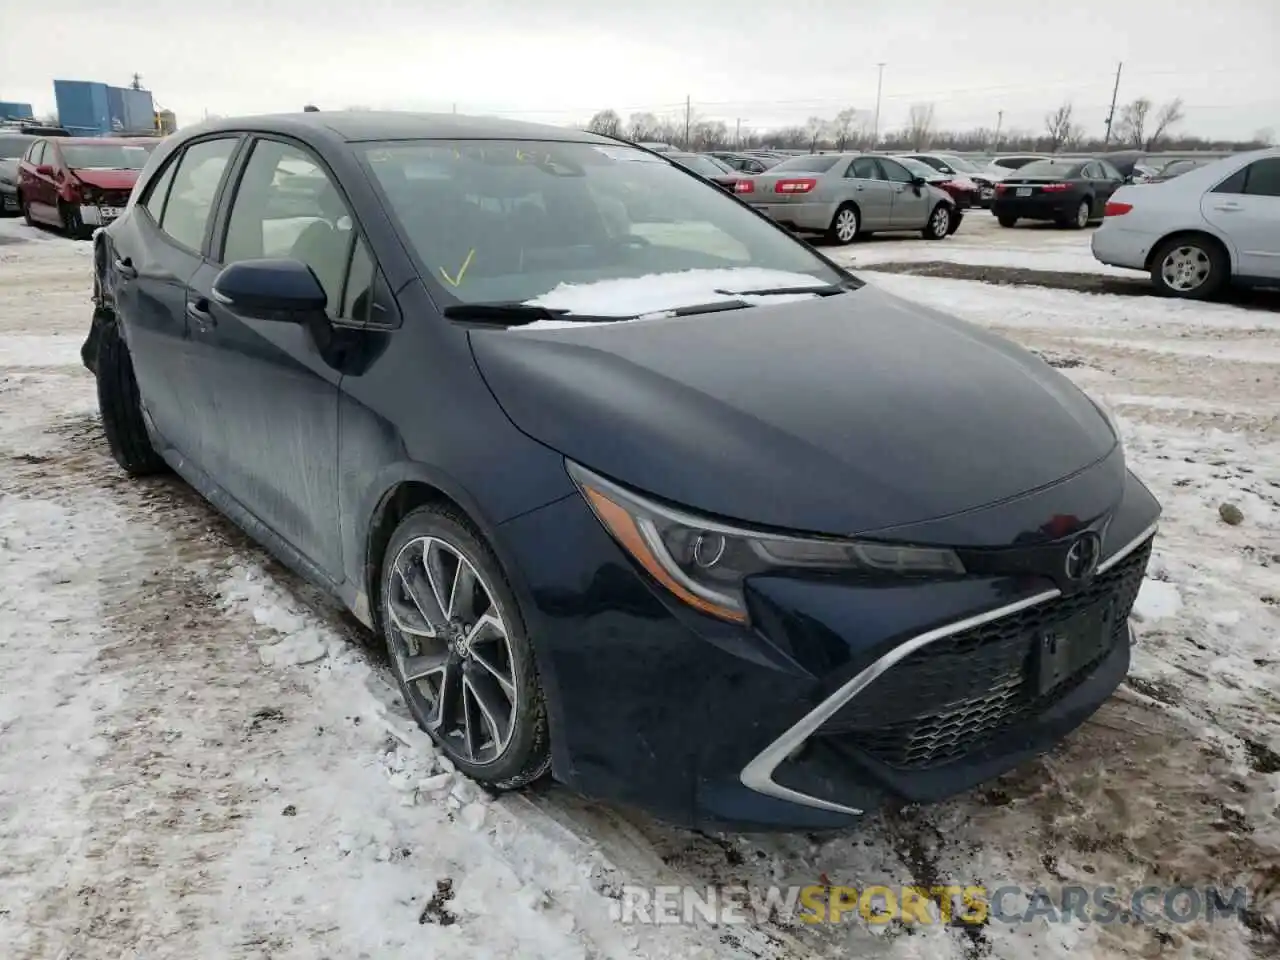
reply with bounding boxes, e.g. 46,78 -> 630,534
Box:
442,303 -> 623,325
713,281 -> 855,297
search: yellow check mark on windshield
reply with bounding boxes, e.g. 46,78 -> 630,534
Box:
440,248 -> 475,287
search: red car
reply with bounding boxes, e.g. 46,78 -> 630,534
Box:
18,136 -> 158,238
895,156 -> 979,210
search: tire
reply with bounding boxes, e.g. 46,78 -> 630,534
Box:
1068,199 -> 1091,230
1149,235 -> 1229,301
380,504 -> 551,790
22,193 -> 35,227
826,204 -> 860,244
96,316 -> 167,475
997,215 -> 1017,228
922,203 -> 950,240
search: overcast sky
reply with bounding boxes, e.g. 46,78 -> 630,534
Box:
3,0 -> 1277,141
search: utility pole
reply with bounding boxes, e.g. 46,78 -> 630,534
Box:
684,95 -> 692,149
452,103 -> 457,114
872,63 -> 886,146
1103,61 -> 1123,146
735,118 -> 742,149
130,73 -> 143,91
994,110 -> 1003,151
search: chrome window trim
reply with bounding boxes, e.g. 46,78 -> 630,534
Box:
738,520 -> 1160,816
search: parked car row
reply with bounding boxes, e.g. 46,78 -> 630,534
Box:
1,133 -> 158,235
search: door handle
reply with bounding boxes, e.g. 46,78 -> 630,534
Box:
186,297 -> 216,330
113,257 -> 137,279
1213,202 -> 1242,212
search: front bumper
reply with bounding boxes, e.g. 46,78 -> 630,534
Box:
500,466 -> 1161,831
78,203 -> 126,227
748,199 -> 838,233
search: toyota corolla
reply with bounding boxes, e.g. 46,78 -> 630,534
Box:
85,112 -> 1160,830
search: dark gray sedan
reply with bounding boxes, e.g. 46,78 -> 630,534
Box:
734,153 -> 958,244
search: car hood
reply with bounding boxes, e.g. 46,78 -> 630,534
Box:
469,284 -> 1117,536
70,168 -> 140,190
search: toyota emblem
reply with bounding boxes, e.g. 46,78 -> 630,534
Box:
1064,532 -> 1102,581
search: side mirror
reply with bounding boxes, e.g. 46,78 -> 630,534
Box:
36,164 -> 54,176
212,258 -> 327,323
911,176 -> 928,187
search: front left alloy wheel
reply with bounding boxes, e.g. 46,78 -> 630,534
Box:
381,505 -> 551,789
922,203 -> 951,240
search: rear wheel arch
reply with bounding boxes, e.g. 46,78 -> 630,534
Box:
826,201 -> 861,244
1143,229 -> 1232,274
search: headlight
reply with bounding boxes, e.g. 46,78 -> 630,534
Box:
567,461 -> 965,624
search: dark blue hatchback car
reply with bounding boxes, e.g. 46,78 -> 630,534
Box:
86,112 -> 1160,830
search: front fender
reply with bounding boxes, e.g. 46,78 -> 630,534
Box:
347,458 -> 573,629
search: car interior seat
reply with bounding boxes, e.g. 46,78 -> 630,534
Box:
288,183 -> 351,313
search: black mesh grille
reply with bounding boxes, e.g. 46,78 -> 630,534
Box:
820,539 -> 1151,770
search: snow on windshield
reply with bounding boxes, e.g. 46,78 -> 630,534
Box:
522,267 -> 825,324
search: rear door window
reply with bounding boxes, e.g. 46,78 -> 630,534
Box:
159,137 -> 239,252
847,157 -> 882,179
1212,167 -> 1248,195
142,157 -> 179,222
1242,158 -> 1280,198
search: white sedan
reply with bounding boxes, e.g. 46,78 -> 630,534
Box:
1091,147 -> 1280,299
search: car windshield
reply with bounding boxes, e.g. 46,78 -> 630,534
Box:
768,155 -> 842,173
672,154 -> 731,176
897,158 -> 941,178
0,136 -> 31,159
362,139 -> 845,315
60,143 -> 155,170
939,155 -> 979,172
1014,159 -> 1080,178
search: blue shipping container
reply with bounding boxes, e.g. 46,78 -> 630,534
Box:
120,88 -> 155,133
54,80 -> 112,135
106,85 -> 126,132
0,101 -> 35,120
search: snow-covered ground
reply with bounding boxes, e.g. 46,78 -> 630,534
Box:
1,217 -> 1277,959
828,210 -> 1136,276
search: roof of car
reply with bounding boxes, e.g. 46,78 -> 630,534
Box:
189,111 -> 615,145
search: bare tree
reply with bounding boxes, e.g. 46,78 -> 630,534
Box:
586,109 -> 622,138
1116,98 -> 1152,148
1147,98 -> 1185,149
906,103 -> 936,149
804,116 -> 829,152
1043,101 -> 1079,153
1254,127 -> 1276,147
627,112 -> 660,142
831,108 -> 859,150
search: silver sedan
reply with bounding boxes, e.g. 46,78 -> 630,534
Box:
735,153 -> 959,244
1091,147 -> 1280,299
